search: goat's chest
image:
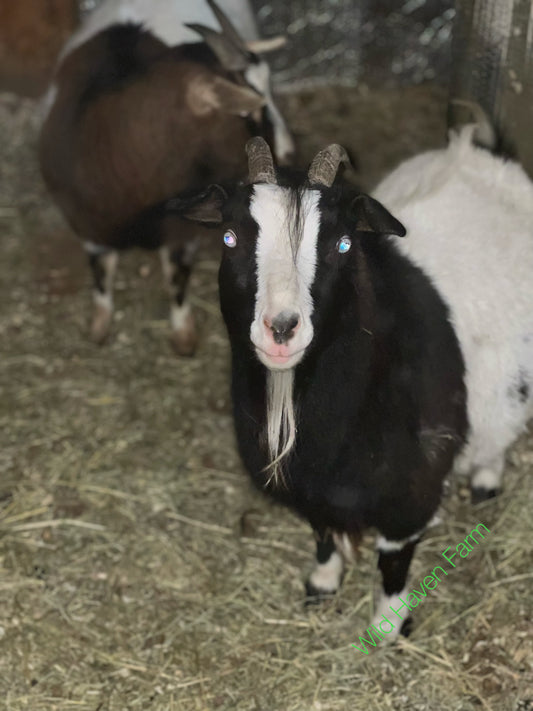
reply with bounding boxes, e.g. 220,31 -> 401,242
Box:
266,444 -> 383,530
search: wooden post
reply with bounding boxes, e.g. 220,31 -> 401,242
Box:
0,0 -> 79,96
450,0 -> 533,177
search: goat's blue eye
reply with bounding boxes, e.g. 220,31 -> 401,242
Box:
223,230 -> 237,248
337,236 -> 351,254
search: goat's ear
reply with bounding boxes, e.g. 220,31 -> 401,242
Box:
186,23 -> 249,71
166,185 -> 227,225
186,75 -> 265,117
350,194 -> 406,237
212,76 -> 265,116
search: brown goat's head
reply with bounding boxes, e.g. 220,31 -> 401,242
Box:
187,0 -> 294,163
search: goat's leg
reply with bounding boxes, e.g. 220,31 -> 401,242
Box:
159,242 -> 198,356
456,446 -> 505,504
85,244 -> 118,344
470,454 -> 504,504
373,536 -> 421,638
305,530 -> 344,603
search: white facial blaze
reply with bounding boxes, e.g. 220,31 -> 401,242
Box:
249,184 -> 321,485
249,183 -> 321,370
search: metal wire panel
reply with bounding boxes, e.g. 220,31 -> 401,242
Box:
251,0 -> 454,89
79,0 -> 454,89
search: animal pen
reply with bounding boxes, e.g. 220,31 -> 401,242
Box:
0,1 -> 532,710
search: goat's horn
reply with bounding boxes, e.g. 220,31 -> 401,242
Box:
245,36 -> 287,54
206,0 -> 248,53
307,144 -> 350,187
246,137 -> 277,184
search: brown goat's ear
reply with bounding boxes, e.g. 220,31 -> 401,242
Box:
187,76 -> 265,117
350,195 -> 406,237
213,76 -> 265,116
166,185 -> 227,225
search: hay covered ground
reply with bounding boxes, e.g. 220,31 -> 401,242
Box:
0,85 -> 532,711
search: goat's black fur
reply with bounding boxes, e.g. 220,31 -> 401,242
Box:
163,173 -> 468,629
221,185 -> 467,540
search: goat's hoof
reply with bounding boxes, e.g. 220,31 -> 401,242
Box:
304,580 -> 337,607
90,305 -> 112,344
471,486 -> 499,505
169,328 -> 197,357
400,616 -> 414,638
169,307 -> 198,356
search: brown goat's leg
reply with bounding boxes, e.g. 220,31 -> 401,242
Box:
86,244 -> 118,344
159,243 -> 198,356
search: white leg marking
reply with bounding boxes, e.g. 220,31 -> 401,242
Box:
471,466 -> 502,491
372,589 -> 409,639
169,299 -> 197,355
89,251 -> 118,344
93,291 -> 112,312
170,301 -> 192,332
99,251 -> 118,305
160,246 -> 197,355
376,531 -> 422,553
159,245 -> 173,287
309,551 -> 343,593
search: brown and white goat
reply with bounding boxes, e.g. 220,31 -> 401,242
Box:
39,0 -> 293,354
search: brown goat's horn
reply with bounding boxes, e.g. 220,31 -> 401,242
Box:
207,0 -> 248,53
307,144 -> 350,187
246,137 -> 277,184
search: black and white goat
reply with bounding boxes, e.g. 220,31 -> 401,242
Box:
39,0 -> 293,354
168,132 -> 533,633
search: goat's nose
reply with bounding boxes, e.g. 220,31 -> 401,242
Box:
264,312 -> 300,344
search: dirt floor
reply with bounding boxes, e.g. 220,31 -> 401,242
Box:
0,84 -> 532,711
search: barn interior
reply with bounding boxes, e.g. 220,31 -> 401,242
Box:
0,1 -> 532,710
